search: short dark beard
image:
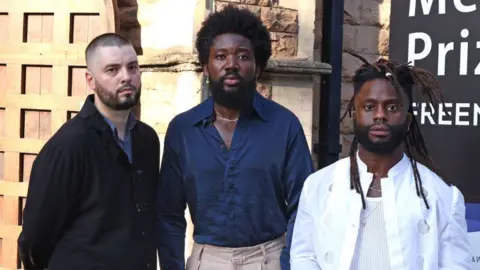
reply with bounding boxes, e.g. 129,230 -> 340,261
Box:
354,120 -> 407,155
209,73 -> 256,110
95,80 -> 141,110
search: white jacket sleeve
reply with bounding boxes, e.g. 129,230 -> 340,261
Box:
290,179 -> 321,270
439,186 -> 472,269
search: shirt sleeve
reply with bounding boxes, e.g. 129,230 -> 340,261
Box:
439,186 -> 472,269
18,140 -> 83,269
156,121 -> 187,270
290,177 -> 321,269
281,119 -> 315,270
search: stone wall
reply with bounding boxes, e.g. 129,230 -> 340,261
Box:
216,1 -> 299,58
115,0 -> 203,144
340,0 -> 391,157
117,0 -> 198,54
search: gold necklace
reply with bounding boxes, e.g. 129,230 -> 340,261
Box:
369,185 -> 382,192
361,201 -> 382,225
214,109 -> 238,122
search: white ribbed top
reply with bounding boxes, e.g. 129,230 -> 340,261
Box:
350,197 -> 391,270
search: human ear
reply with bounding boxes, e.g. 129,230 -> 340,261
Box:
85,70 -> 95,91
203,65 -> 209,77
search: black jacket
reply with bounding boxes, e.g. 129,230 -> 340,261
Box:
18,95 -> 160,270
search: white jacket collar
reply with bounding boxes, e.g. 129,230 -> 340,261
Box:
356,151 -> 410,178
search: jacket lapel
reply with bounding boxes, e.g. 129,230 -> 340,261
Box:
338,168 -> 369,270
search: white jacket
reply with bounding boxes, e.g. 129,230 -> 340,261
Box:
291,154 -> 471,270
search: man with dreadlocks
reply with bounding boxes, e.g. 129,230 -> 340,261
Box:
290,53 -> 471,269
156,4 -> 314,270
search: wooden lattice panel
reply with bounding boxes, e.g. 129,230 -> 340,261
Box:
0,1 -> 117,268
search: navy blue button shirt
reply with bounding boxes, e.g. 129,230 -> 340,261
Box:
156,92 -> 314,270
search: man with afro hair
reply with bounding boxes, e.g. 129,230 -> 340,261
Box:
156,4 -> 314,270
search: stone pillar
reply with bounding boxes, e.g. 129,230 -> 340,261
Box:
312,0 -> 323,169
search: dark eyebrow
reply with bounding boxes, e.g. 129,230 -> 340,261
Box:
104,61 -> 138,69
236,47 -> 252,53
104,63 -> 120,69
363,97 -> 401,103
213,45 -> 252,52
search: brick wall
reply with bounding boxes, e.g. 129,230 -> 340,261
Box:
215,1 -> 299,58
340,0 -> 391,157
117,0 -> 142,53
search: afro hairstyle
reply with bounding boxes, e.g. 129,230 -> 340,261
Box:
195,4 -> 272,71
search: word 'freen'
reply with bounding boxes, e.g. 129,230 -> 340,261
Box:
412,102 -> 480,126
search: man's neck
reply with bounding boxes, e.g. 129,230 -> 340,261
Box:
213,102 -> 240,120
94,98 -> 130,139
357,145 -> 404,178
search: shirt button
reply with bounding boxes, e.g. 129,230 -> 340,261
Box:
142,231 -> 146,236
417,219 -> 430,234
421,187 -> 428,198
417,255 -> 424,268
136,202 -> 149,212
146,263 -> 151,268
324,251 -> 334,264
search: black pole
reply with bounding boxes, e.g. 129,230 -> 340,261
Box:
315,0 -> 344,169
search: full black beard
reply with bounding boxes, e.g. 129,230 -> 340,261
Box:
354,120 -> 408,155
95,80 -> 141,111
209,74 -> 256,110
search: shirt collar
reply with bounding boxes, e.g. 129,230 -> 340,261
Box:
353,152 -> 410,198
192,91 -> 268,126
103,112 -> 137,136
356,151 -> 410,178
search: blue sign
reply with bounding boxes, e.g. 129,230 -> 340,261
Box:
467,204 -> 480,233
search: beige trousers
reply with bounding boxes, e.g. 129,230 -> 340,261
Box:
186,236 -> 285,270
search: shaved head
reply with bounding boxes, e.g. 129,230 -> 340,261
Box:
84,33 -> 141,111
85,33 -> 132,70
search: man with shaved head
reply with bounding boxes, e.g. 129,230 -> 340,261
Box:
18,33 -> 160,270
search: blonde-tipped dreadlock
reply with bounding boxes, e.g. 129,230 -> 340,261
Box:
342,50 -> 450,210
